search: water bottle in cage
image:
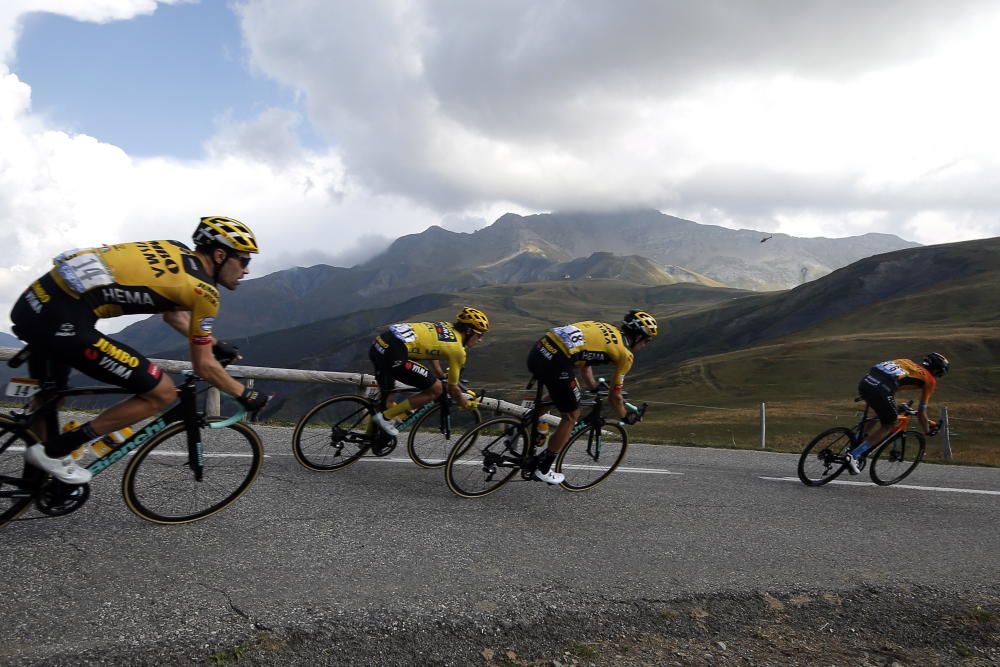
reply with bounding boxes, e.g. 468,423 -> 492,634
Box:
533,420 -> 550,448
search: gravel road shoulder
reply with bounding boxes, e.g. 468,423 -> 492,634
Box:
20,585 -> 999,666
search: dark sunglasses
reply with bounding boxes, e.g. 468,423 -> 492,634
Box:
229,253 -> 252,268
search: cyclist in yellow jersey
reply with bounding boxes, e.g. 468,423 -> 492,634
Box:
844,353 -> 949,474
526,310 -> 658,484
10,216 -> 271,484
368,307 -> 489,436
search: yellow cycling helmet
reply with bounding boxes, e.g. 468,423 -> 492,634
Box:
455,307 -> 490,334
193,216 -> 260,254
622,310 -> 658,340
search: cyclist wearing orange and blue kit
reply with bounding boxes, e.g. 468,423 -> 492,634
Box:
845,353 -> 949,474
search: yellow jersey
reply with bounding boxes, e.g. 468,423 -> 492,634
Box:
48,240 -> 220,344
544,321 -> 634,386
382,322 -> 468,385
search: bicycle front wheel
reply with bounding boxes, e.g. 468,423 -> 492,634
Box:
292,395 -> 375,471
445,417 -> 524,498
407,404 -> 481,468
870,430 -> 925,486
556,421 -> 628,491
122,419 -> 263,524
797,427 -> 853,487
0,416 -> 39,529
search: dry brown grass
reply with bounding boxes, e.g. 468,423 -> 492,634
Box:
631,397 -> 1000,466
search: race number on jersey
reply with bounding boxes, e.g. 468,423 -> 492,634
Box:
389,323 -> 417,343
873,360 -> 906,378
54,249 -> 114,293
552,324 -> 585,352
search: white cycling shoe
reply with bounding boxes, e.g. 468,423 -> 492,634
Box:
533,467 -> 565,485
372,412 -> 400,437
25,444 -> 93,484
844,453 -> 861,475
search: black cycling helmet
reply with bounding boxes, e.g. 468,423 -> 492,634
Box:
921,352 -> 950,378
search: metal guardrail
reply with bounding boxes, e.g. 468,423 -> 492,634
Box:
0,346 -> 556,426
0,346 -> 952,451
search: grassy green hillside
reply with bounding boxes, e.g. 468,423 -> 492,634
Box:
149,237 -> 999,465
625,238 -> 1000,464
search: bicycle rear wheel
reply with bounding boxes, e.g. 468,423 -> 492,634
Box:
797,427 -> 853,486
407,403 -> 481,468
870,430 -> 925,486
445,417 -> 524,498
122,419 -> 263,524
292,395 -> 375,471
556,421 -> 628,491
0,416 -> 39,529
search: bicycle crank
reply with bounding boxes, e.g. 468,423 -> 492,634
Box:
35,479 -> 90,517
369,432 -> 398,457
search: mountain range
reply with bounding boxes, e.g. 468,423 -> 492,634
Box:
140,236 -> 999,434
3,215 -> 996,462
114,209 -> 916,351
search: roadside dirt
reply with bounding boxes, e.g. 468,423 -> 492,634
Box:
28,585 -> 997,666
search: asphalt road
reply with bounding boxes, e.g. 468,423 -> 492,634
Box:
1,424 -> 998,664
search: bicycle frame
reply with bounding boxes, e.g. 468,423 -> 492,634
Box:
368,384 -> 460,437
498,383 -> 621,472
4,373 -> 244,483
851,402 -> 912,455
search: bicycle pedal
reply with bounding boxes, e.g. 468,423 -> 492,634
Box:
369,434 -> 398,457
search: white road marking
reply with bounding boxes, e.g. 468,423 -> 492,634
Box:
761,476 -> 1000,496
348,458 -> 683,475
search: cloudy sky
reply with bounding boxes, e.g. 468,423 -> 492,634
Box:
2,0 -> 1000,333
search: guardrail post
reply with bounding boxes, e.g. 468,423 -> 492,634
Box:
940,406 -> 952,460
759,402 -> 766,449
243,378 -> 254,423
206,387 -> 221,417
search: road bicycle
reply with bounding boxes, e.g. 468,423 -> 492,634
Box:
444,379 -> 647,498
798,399 -> 930,487
0,346 -> 264,530
291,382 -> 482,471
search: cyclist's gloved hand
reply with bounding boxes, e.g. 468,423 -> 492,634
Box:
213,340 -> 241,366
238,387 -> 270,411
927,420 -> 940,436
463,398 -> 480,411
623,409 -> 641,425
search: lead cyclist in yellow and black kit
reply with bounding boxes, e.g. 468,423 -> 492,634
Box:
526,310 -> 658,484
10,216 -> 271,485
368,307 -> 490,437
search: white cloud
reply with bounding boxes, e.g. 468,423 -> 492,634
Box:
238,0 -> 1000,243
4,1 -> 1000,335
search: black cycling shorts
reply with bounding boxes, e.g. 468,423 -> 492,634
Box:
10,273 -> 164,395
368,332 -> 437,394
526,338 -> 580,413
858,375 -> 898,426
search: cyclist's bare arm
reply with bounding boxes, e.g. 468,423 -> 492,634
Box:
609,390 -> 628,419
430,360 -> 446,380
447,381 -> 471,409
579,365 -> 599,391
917,408 -> 933,434
190,341 -> 245,396
162,310 -> 190,336
165,311 -> 244,396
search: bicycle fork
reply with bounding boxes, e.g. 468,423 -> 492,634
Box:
180,381 -> 205,481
